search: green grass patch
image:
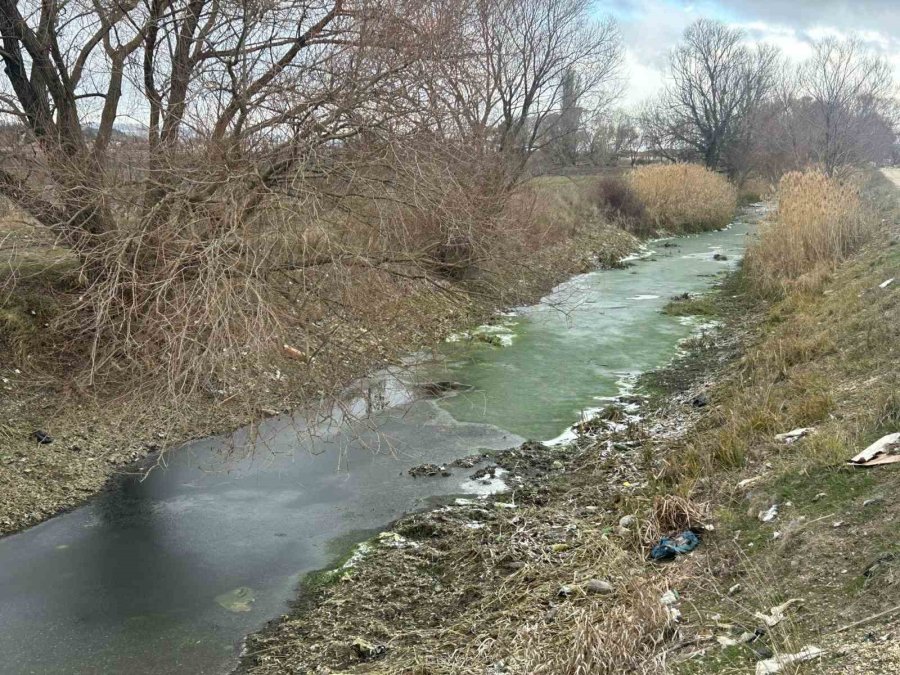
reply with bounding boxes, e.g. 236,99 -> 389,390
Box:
662,294 -> 718,317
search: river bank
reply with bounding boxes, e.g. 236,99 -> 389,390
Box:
0,166 -> 739,538
238,276 -> 756,674
0,200 -> 761,674
240,173 -> 900,674
0,198 -> 638,537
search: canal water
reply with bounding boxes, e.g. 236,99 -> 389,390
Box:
0,206 -> 764,674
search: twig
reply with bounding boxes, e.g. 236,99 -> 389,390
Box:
835,604 -> 900,633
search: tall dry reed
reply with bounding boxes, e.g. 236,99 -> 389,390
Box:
628,164 -> 737,233
745,170 -> 876,295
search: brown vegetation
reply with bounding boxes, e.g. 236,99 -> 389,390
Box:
745,170 -> 878,295
0,0 -> 624,430
628,164 -> 737,233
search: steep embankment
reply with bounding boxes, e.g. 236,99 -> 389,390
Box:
240,171 -> 899,674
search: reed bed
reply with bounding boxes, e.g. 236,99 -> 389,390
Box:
745,170 -> 877,295
628,164 -> 737,233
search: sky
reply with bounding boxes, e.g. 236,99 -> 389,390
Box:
606,0 -> 900,108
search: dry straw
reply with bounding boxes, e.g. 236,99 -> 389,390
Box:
628,164 -> 737,233
745,170 -> 877,295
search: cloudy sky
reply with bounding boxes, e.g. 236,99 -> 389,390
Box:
605,0 -> 900,108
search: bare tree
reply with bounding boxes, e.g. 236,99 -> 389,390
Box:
798,36 -> 895,175
0,0 -> 501,394
642,19 -> 779,175
0,0 -> 621,410
744,40 -> 896,179
478,0 -> 621,176
553,67 -> 582,166
589,110 -> 641,166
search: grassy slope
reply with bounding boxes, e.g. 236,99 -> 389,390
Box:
240,172 -> 898,674
662,173 -> 900,673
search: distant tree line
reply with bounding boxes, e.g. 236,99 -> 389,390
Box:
542,20 -> 897,180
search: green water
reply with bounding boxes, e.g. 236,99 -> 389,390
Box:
429,207 -> 762,440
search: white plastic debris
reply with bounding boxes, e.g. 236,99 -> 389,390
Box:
759,504 -> 779,523
736,476 -> 764,489
665,606 -> 682,623
774,427 -> 813,443
754,598 -> 802,627
377,532 -> 419,549
660,589 -> 679,606
755,646 -> 824,674
848,433 -> 900,467
879,278 -> 894,289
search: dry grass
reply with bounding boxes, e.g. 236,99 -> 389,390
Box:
628,164 -> 737,233
745,170 -> 879,295
663,171 -> 898,489
737,176 -> 772,205
513,173 -> 631,238
238,170 -> 899,675
518,577 -> 672,675
241,429 -> 690,675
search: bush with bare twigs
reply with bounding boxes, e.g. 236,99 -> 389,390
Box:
628,164 -> 737,233
0,0 -> 624,434
587,174 -> 650,232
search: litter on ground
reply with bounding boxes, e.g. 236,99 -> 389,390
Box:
774,427 -> 813,443
758,504 -> 779,522
848,433 -> 900,467
753,598 -> 802,627
650,531 -> 700,561
755,645 -> 824,674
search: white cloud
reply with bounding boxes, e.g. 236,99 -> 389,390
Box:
620,50 -> 667,109
611,0 -> 900,108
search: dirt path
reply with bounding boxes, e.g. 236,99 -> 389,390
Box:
882,167 -> 900,187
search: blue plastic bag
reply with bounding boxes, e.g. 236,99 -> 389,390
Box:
650,531 -> 700,561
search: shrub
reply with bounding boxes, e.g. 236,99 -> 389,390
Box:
737,176 -> 772,205
744,170 -> 877,295
589,175 -> 649,233
506,177 -> 595,243
628,163 -> 737,233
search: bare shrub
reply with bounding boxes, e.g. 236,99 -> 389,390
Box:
589,175 -> 649,233
508,177 -> 600,240
628,164 -> 737,233
798,37 -> 896,176
0,0 -> 624,428
744,170 -> 878,295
